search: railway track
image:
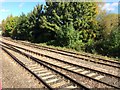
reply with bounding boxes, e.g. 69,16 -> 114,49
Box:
1,45 -> 89,89
0,39 -> 120,76
3,37 -> 120,70
1,40 -> 120,89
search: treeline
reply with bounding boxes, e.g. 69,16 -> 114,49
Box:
1,2 -> 120,58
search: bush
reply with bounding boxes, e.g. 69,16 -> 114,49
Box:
84,39 -> 95,53
56,22 -> 75,46
107,26 -> 120,57
70,40 -> 85,51
94,26 -> 120,58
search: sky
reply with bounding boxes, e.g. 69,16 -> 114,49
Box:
0,0 -> 119,24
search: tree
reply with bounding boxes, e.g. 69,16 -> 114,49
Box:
1,19 -> 7,36
94,25 -> 120,58
0,24 -> 2,28
42,2 -> 99,47
28,4 -> 45,42
99,14 -> 119,37
12,13 -> 29,40
1,15 -> 18,37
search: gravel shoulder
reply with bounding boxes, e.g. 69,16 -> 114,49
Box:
1,49 -> 45,88
3,39 -> 119,76
0,50 -> 1,79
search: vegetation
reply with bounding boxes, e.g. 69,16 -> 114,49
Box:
1,2 -> 120,58
94,26 -> 120,58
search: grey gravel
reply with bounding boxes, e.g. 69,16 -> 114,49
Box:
1,49 -> 45,88
0,47 -> 2,89
3,38 -> 119,76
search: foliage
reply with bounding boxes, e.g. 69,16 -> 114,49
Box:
11,13 -> 29,40
27,4 -> 44,42
43,2 -> 99,43
94,26 -> 120,58
1,2 -> 119,58
0,24 -> 1,27
99,14 -> 119,37
57,22 -> 86,51
2,15 -> 18,37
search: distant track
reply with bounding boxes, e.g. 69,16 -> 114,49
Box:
1,39 -> 120,89
3,37 -> 120,69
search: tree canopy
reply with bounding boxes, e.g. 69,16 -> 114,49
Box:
1,2 -> 120,58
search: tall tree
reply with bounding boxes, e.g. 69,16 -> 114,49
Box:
12,13 -> 29,40
28,4 -> 44,42
42,2 -> 99,46
2,15 -> 18,37
99,14 -> 119,37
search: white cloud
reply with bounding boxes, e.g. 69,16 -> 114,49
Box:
0,8 -> 9,12
18,3 -> 24,8
111,2 -> 118,7
0,0 -> 45,2
102,2 -> 118,12
0,0 -> 5,2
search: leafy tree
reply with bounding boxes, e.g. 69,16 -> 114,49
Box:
28,4 -> 45,42
94,25 -> 120,58
12,13 -> 29,40
96,2 -> 106,21
0,24 -> 2,28
2,15 -> 18,37
99,14 -> 119,37
42,2 -> 97,43
108,26 -> 120,56
3,2 -> 119,58
12,4 -> 46,41
1,19 -> 8,36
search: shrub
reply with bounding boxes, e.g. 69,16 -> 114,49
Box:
94,26 -> 120,58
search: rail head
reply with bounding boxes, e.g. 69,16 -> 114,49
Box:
2,47 -> 53,90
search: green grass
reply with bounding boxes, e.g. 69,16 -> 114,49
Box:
8,37 -> 120,62
36,42 -> 120,62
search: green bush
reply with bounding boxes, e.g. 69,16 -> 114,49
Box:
56,22 -> 75,46
70,40 -> 85,51
54,22 -> 85,51
84,39 -> 95,53
94,26 -> 120,58
107,26 -> 120,57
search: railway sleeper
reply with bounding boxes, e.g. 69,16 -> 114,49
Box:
3,43 -> 119,89
3,47 -> 84,89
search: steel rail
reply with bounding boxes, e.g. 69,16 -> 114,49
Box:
2,47 -> 53,90
1,44 -> 90,90
1,43 -> 119,89
1,41 -> 120,79
2,38 -> 120,68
